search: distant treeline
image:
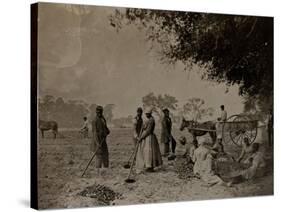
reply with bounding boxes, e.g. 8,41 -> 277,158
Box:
38,93 -> 219,128
38,95 -> 115,128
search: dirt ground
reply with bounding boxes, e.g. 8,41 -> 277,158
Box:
37,128 -> 273,209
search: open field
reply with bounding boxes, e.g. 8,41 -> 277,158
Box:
37,128 -> 273,209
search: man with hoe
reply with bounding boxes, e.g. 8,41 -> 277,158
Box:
91,106 -> 111,173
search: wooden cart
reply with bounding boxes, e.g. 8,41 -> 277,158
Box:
221,114 -> 258,146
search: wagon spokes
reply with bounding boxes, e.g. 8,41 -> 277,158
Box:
224,115 -> 258,146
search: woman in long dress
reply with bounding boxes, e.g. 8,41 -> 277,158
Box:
136,107 -> 163,172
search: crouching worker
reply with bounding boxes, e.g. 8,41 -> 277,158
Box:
229,143 -> 266,184
212,135 -> 234,161
179,136 -> 198,164
193,137 -> 231,187
236,137 -> 253,163
90,106 -> 110,174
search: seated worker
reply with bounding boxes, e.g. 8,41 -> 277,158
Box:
200,153 -> 232,187
237,137 -> 253,163
229,143 -> 266,184
212,135 -> 234,161
212,134 -> 224,153
179,136 -> 187,156
193,137 -> 231,187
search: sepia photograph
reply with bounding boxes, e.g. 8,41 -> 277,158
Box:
31,2 -> 273,209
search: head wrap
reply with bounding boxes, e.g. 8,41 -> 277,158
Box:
145,106 -> 153,114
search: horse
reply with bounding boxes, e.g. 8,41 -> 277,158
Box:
39,120 -> 58,139
179,118 -> 217,144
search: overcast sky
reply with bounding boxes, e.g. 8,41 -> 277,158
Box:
38,3 -> 244,119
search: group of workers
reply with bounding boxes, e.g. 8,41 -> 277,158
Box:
78,104 -> 272,186
181,133 -> 266,186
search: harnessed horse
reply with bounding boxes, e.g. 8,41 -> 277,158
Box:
179,118 -> 216,144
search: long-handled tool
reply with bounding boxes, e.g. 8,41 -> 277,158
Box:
124,141 -> 140,183
124,128 -> 144,169
123,149 -> 136,169
81,139 -> 104,177
81,149 -> 98,177
123,138 -> 141,169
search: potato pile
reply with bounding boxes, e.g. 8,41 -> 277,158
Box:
174,158 -> 198,180
78,184 -> 122,205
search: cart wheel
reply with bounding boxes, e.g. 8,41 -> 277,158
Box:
227,115 -> 257,146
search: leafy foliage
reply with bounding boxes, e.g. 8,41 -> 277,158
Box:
110,9 -> 273,108
182,98 -> 214,121
142,92 -> 178,117
103,104 -> 115,122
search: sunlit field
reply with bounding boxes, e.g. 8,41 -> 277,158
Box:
37,127 -> 273,209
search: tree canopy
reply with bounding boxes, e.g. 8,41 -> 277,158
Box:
182,97 -> 214,121
110,9 -> 273,109
142,92 -> 178,117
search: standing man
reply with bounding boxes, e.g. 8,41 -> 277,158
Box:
192,109 -> 200,127
133,107 -> 143,146
91,106 -> 110,170
80,116 -> 89,138
215,105 -> 227,145
161,108 -> 176,158
219,105 -> 227,122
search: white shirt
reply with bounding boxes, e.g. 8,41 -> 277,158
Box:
82,120 -> 89,129
220,110 -> 227,121
192,110 -> 200,122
